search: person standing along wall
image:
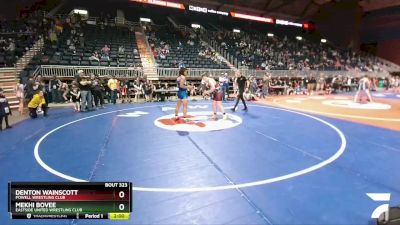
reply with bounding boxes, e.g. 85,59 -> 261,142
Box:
59,82 -> 70,103
15,80 -> 25,115
77,74 -> 93,112
0,88 -> 12,130
261,74 -> 270,99
108,75 -> 119,104
49,75 -> 61,103
70,86 -> 80,112
91,74 -> 105,108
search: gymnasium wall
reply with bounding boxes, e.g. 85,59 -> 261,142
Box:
361,7 -> 400,65
376,39 -> 400,65
312,0 -> 363,49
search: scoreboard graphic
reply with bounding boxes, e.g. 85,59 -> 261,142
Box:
8,182 -> 132,220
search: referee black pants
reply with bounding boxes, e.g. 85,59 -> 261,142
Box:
233,91 -> 247,110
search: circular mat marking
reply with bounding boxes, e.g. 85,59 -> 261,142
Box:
286,100 -> 302,103
34,104 -> 346,192
333,96 -> 349,100
373,93 -> 386,97
154,112 -> 242,132
322,100 -> 391,110
308,96 -> 327,100
273,98 -> 400,122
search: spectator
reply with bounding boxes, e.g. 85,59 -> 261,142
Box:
107,75 -> 118,104
102,44 -> 110,56
89,52 -> 100,62
159,52 -> 166,59
69,39 -> 76,51
118,45 -> 125,54
28,90 -> 48,118
307,76 -> 317,95
261,74 -> 270,98
154,81 -> 163,101
36,76 -> 49,106
49,75 -> 61,103
24,76 -> 36,102
178,60 -> 185,68
77,74 -> 93,112
91,74 -> 105,108
0,88 -> 12,130
178,41 -> 183,50
49,30 -> 57,44
15,80 -> 25,115
119,80 -> 128,103
219,73 -> 229,101
59,82 -> 69,103
316,76 -> 326,94
70,86 -> 80,112
101,53 -> 110,61
79,33 -> 84,48
143,80 -> 154,102
133,79 -> 143,103
6,39 -> 15,52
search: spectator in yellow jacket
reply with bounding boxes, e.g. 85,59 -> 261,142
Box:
28,90 -> 48,118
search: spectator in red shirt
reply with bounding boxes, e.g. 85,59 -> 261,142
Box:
101,45 -> 110,56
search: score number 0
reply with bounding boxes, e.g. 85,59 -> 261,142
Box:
119,191 -> 125,211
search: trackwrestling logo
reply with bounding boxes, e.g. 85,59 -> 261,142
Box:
154,111 -> 242,132
367,193 -> 391,219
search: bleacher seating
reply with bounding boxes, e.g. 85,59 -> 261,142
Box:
40,24 -> 142,67
0,11 -> 48,68
0,7 -> 394,77
147,25 -> 229,69
0,31 -> 39,67
210,29 -> 386,72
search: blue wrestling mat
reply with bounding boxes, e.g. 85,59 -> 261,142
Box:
0,101 -> 399,225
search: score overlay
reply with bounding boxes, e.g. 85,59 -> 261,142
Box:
8,182 -> 132,220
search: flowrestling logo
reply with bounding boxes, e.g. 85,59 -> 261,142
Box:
154,111 -> 242,132
367,193 -> 391,219
117,111 -> 149,117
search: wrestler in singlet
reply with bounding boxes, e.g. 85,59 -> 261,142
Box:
177,76 -> 188,100
201,74 -> 227,120
358,77 -> 369,91
212,82 -> 224,101
175,68 -> 190,119
354,76 -> 373,103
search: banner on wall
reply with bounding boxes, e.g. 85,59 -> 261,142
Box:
188,5 -> 229,16
230,12 -> 274,24
130,0 -> 185,10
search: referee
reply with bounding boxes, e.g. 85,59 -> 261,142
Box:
231,72 -> 248,112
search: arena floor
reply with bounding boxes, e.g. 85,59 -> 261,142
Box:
0,92 -> 399,225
